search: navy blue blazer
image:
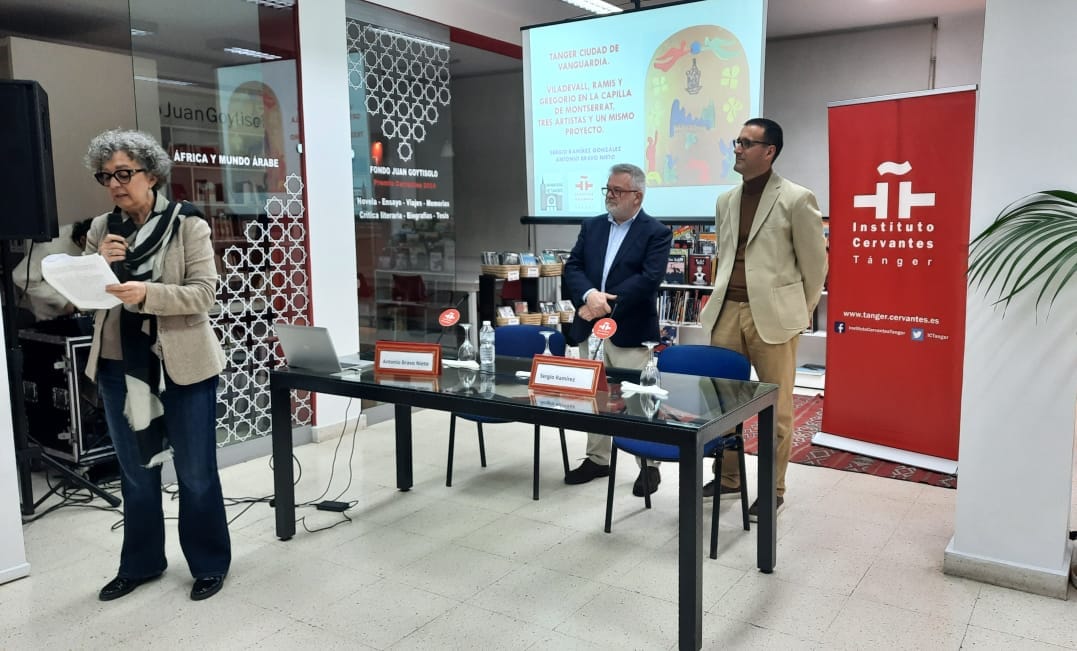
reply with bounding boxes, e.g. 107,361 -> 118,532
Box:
563,210 -> 672,347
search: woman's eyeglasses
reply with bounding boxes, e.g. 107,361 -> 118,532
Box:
94,169 -> 147,186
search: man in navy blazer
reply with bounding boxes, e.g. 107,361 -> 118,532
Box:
563,163 -> 672,496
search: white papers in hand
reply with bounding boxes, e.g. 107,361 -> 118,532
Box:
40,254 -> 122,310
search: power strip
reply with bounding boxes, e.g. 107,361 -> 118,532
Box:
316,500 -> 350,512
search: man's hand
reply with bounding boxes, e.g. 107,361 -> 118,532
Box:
105,281 -> 147,305
578,291 -> 617,321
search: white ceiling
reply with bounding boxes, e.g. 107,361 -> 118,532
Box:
0,0 -> 987,80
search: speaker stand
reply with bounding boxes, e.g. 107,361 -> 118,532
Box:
2,240 -> 120,515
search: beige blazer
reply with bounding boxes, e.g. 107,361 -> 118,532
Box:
698,172 -> 828,344
83,208 -> 226,385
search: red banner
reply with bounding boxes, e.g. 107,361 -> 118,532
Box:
823,88 -> 976,460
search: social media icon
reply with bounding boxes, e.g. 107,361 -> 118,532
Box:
911,328 -> 925,341
833,321 -> 846,334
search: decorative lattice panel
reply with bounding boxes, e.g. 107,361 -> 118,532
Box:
211,173 -> 311,445
345,19 -> 451,162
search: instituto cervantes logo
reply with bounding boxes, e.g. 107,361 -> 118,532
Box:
849,161 -> 938,268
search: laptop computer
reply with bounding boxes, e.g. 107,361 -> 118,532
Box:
274,323 -> 371,374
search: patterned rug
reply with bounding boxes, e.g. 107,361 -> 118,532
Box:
740,394 -> 957,489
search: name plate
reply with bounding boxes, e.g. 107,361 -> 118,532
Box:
544,314 -> 560,325
374,341 -> 441,376
505,269 -> 520,281
521,265 -> 539,278
527,355 -> 608,396
530,391 -> 597,414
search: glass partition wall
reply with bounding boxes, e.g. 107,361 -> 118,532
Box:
129,0 -> 307,444
345,3 -> 458,354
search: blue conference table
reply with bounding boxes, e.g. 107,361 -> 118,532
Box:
270,355 -> 778,651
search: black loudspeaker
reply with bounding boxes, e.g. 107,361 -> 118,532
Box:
0,79 -> 60,242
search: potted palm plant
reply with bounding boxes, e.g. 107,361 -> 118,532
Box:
968,190 -> 1077,317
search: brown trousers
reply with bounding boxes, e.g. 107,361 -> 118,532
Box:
709,301 -> 798,497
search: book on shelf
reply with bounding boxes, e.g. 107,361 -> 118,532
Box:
697,232 -> 717,255
665,249 -> 688,284
660,324 -> 679,347
688,254 -> 714,286
657,287 -> 705,324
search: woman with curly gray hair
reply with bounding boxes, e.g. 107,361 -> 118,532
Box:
83,129 -> 230,602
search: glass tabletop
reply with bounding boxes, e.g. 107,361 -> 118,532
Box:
327,354 -> 777,431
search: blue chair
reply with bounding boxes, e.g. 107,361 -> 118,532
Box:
447,324 -> 569,500
603,345 -> 751,559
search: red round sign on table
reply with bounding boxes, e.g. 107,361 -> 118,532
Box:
592,318 -> 617,339
438,309 -> 460,327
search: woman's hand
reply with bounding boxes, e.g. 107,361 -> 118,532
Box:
100,234 -> 128,265
105,281 -> 147,305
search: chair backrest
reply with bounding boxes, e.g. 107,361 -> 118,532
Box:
494,324 -> 566,357
656,344 -> 750,380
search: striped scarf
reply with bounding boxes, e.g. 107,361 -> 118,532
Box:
109,193 -> 189,467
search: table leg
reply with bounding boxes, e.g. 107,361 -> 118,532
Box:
757,403 -> 776,573
678,443 -> 704,650
395,403 -> 413,491
271,382 -> 295,541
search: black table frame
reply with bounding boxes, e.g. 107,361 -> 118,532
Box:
270,366 -> 777,651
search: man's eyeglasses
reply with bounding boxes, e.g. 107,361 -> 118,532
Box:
94,169 -> 147,186
732,138 -> 772,150
601,186 -> 641,198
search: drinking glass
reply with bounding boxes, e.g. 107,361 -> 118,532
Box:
639,341 -> 660,388
539,330 -> 554,356
457,323 -> 476,362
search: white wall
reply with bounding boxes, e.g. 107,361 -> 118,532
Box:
297,0 -> 361,428
935,10 -> 986,88
0,318 -> 29,584
945,0 -> 1077,598
1,37 -> 137,225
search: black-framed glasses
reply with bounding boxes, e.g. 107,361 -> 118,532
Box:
732,138 -> 772,150
601,186 -> 641,198
93,168 -> 147,186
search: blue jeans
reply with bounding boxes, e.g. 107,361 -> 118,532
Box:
97,359 -> 231,580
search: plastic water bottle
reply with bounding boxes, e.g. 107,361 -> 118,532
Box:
479,321 -> 496,372
588,331 -> 604,362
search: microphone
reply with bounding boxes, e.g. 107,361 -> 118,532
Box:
106,214 -> 136,282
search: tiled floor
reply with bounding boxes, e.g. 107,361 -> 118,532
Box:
6,407 -> 1077,649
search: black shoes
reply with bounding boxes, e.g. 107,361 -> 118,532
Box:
702,480 -> 742,499
564,459 -> 610,485
98,574 -> 160,601
632,466 -> 661,497
190,575 -> 226,601
747,497 -> 785,522
99,572 -> 225,601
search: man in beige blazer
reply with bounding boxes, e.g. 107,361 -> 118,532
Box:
697,118 -> 828,519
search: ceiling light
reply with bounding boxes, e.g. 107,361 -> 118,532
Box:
223,46 -> 282,61
243,0 -> 295,8
366,26 -> 450,51
134,75 -> 194,87
559,0 -> 623,15
130,20 -> 158,37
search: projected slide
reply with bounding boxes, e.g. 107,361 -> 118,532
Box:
523,0 -> 765,218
